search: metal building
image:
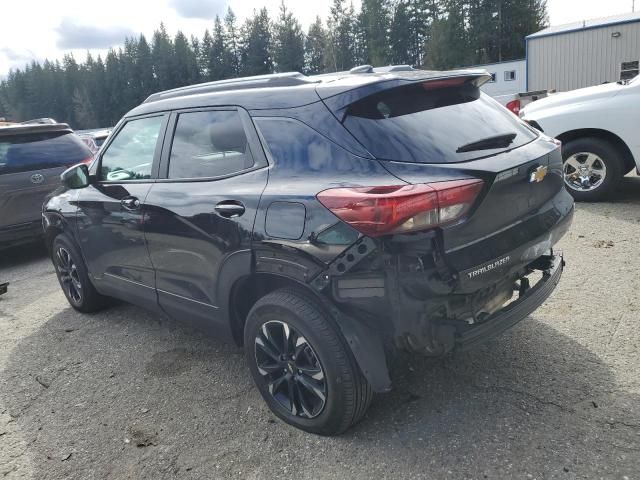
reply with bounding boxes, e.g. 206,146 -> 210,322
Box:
526,11 -> 640,92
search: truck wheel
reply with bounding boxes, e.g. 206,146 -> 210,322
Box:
562,137 -> 623,201
244,288 -> 373,435
52,234 -> 110,313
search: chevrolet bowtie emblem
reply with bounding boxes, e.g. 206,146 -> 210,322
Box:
529,165 -> 548,183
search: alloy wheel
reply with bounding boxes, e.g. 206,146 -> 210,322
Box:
563,152 -> 607,192
55,247 -> 83,304
254,320 -> 327,419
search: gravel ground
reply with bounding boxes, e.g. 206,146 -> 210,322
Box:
1,177 -> 639,480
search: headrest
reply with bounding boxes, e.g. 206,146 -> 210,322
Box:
209,117 -> 247,153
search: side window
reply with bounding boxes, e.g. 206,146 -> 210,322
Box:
168,110 -> 252,179
99,116 -> 163,182
504,70 -> 516,81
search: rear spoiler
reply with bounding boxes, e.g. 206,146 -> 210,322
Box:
0,122 -> 72,138
318,70 -> 491,122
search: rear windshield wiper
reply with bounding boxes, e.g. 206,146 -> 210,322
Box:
456,132 -> 517,153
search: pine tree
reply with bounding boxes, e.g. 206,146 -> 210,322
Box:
210,15 -> 235,80
305,16 -> 327,74
240,8 -> 273,76
273,1 -> 305,73
224,8 -> 241,77
390,1 -> 412,65
327,0 -> 356,71
425,0 -> 469,69
199,29 -> 213,78
359,0 -> 391,66
136,35 -> 156,101
174,31 -> 200,87
151,23 -> 175,90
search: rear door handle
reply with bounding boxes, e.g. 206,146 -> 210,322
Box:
121,196 -> 141,210
214,201 -> 245,218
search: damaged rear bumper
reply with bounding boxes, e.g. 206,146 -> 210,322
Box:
457,253 -> 563,350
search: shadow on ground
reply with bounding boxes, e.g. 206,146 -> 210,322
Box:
576,175 -> 640,226
0,241 -> 48,269
2,302 -> 638,479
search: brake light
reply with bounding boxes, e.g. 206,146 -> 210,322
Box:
422,77 -> 467,90
79,156 -> 93,165
317,179 -> 483,237
506,99 -> 521,115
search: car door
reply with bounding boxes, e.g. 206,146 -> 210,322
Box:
143,107 -> 268,336
0,130 -> 91,233
76,114 -> 168,311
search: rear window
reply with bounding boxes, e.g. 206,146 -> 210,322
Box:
343,82 -> 537,164
0,131 -> 92,175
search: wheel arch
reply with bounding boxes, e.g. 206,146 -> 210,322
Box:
227,272 -> 392,392
556,128 -> 636,173
228,272 -> 312,347
42,211 -> 68,253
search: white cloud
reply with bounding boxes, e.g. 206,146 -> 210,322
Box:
56,18 -> 135,49
169,0 -> 228,19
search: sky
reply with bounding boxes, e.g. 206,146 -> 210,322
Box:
0,0 -> 637,75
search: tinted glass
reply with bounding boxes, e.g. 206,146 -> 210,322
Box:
343,83 -> 537,164
100,116 -> 163,181
0,132 -> 92,175
168,110 -> 252,179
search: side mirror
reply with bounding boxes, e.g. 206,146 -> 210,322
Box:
61,163 -> 90,189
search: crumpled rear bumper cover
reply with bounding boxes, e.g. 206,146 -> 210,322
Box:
456,253 -> 563,350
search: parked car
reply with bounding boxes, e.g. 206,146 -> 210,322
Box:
0,121 -> 92,248
521,75 -> 640,201
44,67 -> 574,435
77,128 -> 112,154
493,89 -> 550,115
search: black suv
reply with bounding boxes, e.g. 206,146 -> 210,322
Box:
44,67 -> 573,435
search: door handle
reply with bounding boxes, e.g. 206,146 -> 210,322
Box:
214,201 -> 245,218
121,196 -> 141,210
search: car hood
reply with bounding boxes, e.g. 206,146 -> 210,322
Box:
523,82 -> 623,116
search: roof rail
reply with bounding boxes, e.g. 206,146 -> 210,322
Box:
143,72 -> 318,104
373,65 -> 415,73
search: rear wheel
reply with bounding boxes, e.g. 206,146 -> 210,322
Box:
52,234 -> 110,312
244,288 -> 372,435
562,137 -> 623,201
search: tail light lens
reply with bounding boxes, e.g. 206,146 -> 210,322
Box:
506,99 -> 521,115
79,156 -> 94,165
317,179 -> 483,237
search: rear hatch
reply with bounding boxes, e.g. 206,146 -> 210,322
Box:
0,127 -> 92,229
319,72 -> 571,287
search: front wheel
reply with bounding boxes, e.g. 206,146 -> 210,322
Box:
244,288 -> 372,435
562,137 -> 623,202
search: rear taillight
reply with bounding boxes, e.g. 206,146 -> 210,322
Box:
317,179 -> 483,237
506,99 -> 521,115
79,156 -> 93,165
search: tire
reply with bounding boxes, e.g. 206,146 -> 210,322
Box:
52,233 -> 110,313
244,288 -> 373,435
562,137 -> 624,202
